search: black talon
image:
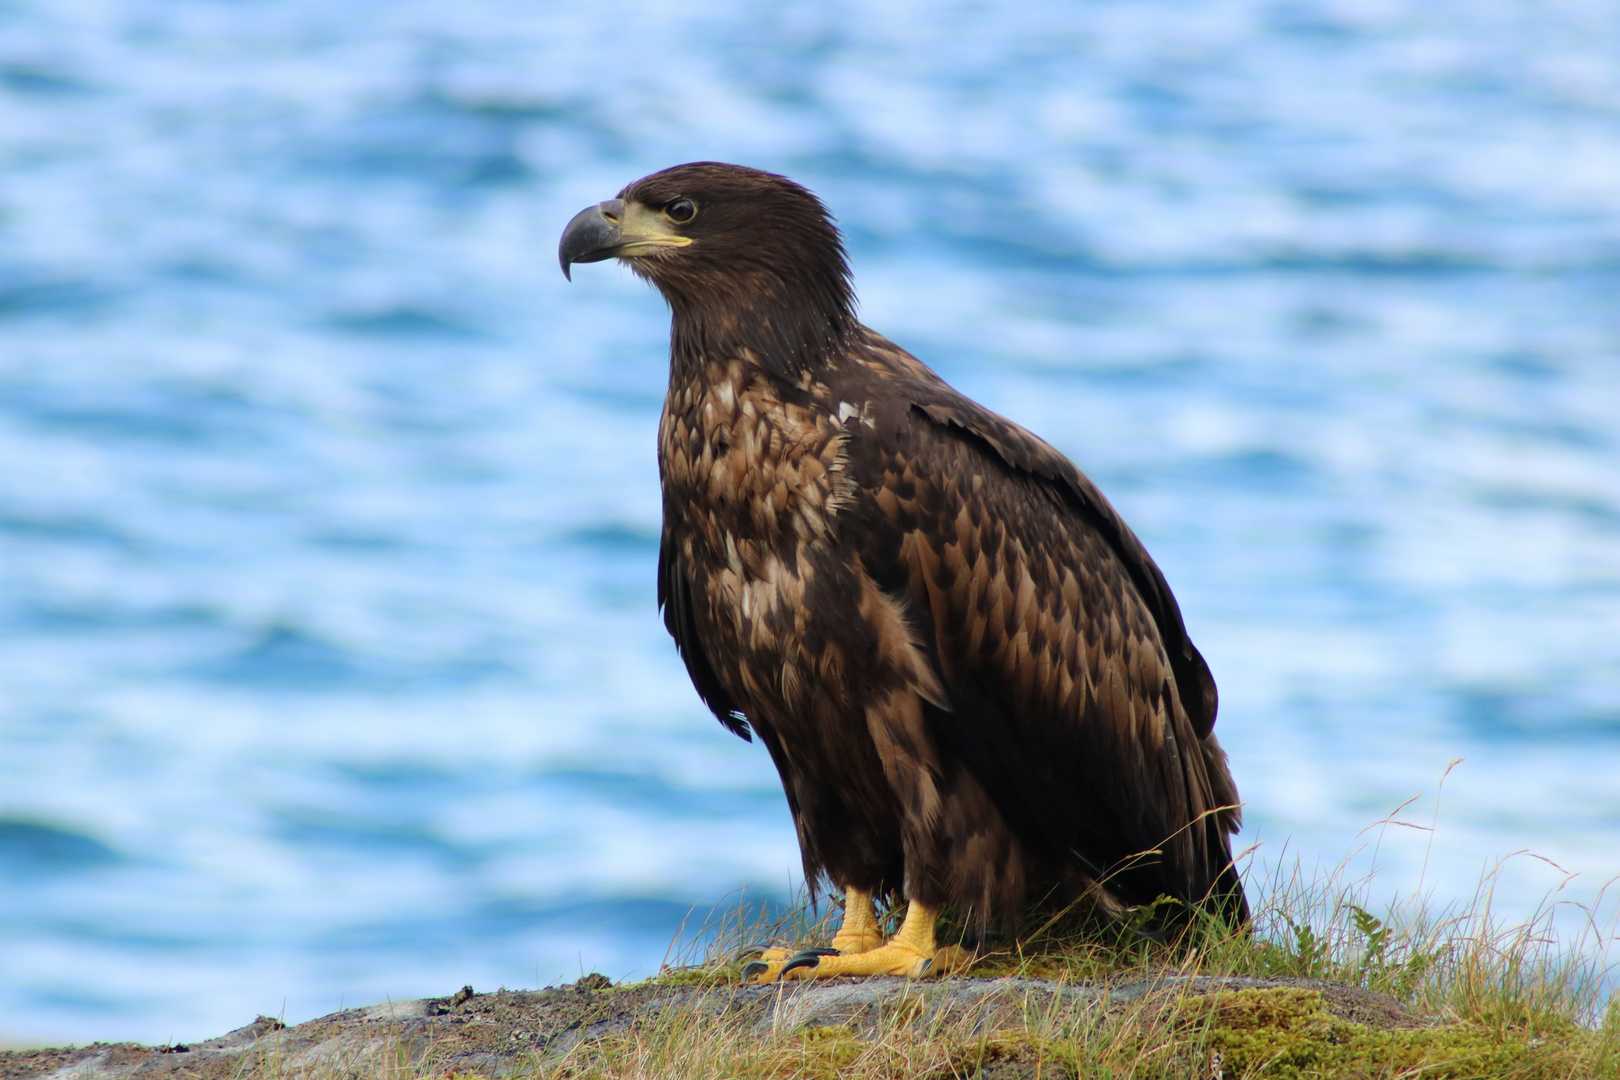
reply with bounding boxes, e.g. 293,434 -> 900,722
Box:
741,961 -> 769,982
735,942 -> 773,961
918,956 -> 933,976
800,947 -> 841,957
779,950 -> 824,976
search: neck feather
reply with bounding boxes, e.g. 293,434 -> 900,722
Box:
657,266 -> 855,383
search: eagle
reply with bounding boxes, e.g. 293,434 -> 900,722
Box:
559,162 -> 1246,982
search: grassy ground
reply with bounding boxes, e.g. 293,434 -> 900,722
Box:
11,842 -> 1613,1079
547,842 -> 1620,1080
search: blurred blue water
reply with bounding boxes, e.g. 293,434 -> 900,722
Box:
2,0 -> 1618,1045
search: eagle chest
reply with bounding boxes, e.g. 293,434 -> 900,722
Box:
658,366 -> 861,695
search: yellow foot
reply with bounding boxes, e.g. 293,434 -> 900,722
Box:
736,944 -> 793,963
739,886 -> 888,983
737,942 -> 817,982
781,939 -> 934,979
740,948 -> 836,983
930,943 -> 973,974
778,939 -> 971,981
830,924 -> 886,955
744,898 -> 972,983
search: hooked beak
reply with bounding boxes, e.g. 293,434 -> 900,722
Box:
558,198 -> 693,280
558,200 -> 624,281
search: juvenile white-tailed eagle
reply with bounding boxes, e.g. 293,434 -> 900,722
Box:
559,163 -> 1246,981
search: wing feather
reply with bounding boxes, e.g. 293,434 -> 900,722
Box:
658,531 -> 753,741
851,353 -> 1240,910
910,399 -> 1219,739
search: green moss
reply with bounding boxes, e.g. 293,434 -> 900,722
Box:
1169,988 -> 1591,1080
647,965 -> 735,987
931,1033 -> 1077,1080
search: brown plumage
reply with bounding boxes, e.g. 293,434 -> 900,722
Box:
559,162 -> 1247,968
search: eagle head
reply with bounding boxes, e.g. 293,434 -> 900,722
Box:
559,162 -> 855,373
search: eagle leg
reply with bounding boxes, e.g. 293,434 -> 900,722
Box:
829,886 -> 886,955
749,899 -> 969,983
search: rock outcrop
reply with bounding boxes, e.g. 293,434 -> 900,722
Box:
0,973 -> 1420,1080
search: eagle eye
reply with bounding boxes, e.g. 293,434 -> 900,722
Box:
664,198 -> 697,224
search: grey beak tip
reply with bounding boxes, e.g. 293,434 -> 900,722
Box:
559,201 -> 624,281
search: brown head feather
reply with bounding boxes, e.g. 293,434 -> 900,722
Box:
619,162 -> 856,379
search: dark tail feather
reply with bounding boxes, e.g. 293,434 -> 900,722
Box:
1206,847 -> 1251,930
